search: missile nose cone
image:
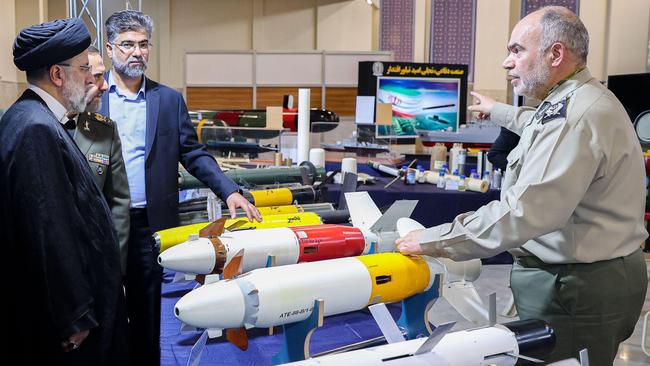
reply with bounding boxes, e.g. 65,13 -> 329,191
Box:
157,237 -> 217,274
174,281 -> 247,330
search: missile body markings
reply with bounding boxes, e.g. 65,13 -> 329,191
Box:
173,253 -> 437,336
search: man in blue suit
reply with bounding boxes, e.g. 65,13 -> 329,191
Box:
102,10 -> 261,365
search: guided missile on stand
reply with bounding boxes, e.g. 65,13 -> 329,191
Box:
282,288 -> 555,366
157,192 -> 418,278
284,318 -> 556,366
174,252 -> 440,350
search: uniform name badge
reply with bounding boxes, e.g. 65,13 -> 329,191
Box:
88,152 -> 110,165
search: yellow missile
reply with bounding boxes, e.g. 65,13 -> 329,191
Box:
155,211 -> 323,252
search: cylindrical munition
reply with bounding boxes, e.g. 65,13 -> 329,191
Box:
158,224 -> 367,275
244,186 -> 316,207
155,212 -> 324,253
174,253 -> 437,332
178,166 -> 326,190
367,161 -> 401,177
285,319 -> 555,366
222,202 -> 335,218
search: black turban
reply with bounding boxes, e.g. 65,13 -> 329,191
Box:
13,18 -> 91,71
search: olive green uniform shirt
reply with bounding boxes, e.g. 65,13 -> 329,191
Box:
74,112 -> 130,273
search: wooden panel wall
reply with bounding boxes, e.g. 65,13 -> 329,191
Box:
256,87 -> 322,109
324,87 -> 357,117
186,87 -> 253,110
187,86 -> 361,114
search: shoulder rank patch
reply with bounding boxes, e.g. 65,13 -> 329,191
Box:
535,99 -> 568,125
88,152 -> 110,165
89,112 -> 113,126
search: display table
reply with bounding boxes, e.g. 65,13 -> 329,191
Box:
325,175 -> 500,228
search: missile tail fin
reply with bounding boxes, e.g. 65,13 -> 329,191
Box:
368,303 -> 405,344
337,172 -> 358,211
226,327 -> 249,351
345,192 -> 382,229
223,249 -> 244,279
369,200 -> 418,233
199,217 -> 227,237
443,282 -> 488,325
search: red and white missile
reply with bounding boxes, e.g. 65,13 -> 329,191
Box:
174,252 -> 439,350
157,192 -> 418,279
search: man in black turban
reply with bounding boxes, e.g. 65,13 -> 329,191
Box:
0,18 -> 127,365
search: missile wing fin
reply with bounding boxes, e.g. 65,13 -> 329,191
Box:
226,327 -> 249,351
180,322 -> 198,333
488,292 -> 497,326
443,281 -> 488,325
345,192 -> 382,229
172,271 -> 193,283
336,172 -> 359,211
369,200 -> 418,233
368,303 -> 405,344
199,217 -> 228,237
223,249 -> 244,279
225,219 -> 248,232
414,321 -> 456,355
506,352 -> 545,363
188,330 -> 209,366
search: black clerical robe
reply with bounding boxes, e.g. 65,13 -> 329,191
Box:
0,89 -> 127,365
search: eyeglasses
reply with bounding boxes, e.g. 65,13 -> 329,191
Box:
111,41 -> 152,52
57,63 -> 92,73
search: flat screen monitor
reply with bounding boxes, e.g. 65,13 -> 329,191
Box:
375,76 -> 461,138
606,72 -> 650,123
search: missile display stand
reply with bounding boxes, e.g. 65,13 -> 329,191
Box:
271,275 -> 441,365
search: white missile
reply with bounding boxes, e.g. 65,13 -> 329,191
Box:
397,217 -> 488,324
284,319 -> 556,366
174,252 -> 439,350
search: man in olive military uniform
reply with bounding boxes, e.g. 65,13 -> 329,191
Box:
73,46 -> 130,273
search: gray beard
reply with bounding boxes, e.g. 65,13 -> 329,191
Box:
63,81 -> 88,113
112,54 -> 147,79
514,58 -> 551,99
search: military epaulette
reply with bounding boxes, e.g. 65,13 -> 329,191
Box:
87,112 -> 113,126
534,97 -> 568,125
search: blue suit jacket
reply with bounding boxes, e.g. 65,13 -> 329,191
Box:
101,73 -> 239,232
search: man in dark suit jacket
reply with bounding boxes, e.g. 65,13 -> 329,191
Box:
1,18 -> 126,365
102,10 -> 261,365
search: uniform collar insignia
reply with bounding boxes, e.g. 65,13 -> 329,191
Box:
535,98 -> 568,125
